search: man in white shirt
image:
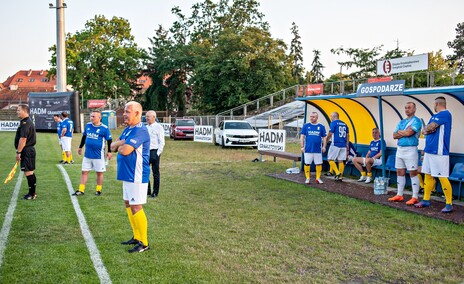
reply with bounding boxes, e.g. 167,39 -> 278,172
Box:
145,110 -> 165,198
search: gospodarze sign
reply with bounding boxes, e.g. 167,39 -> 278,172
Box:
356,80 -> 405,97
194,125 -> 213,143
377,54 -> 429,76
258,129 -> 286,151
0,121 -> 20,131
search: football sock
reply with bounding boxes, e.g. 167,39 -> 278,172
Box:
133,209 -> 148,246
328,161 -> 340,175
126,207 -> 139,241
316,165 -> 322,180
411,175 -> 420,199
70,154 -> 73,162
361,171 -> 366,177
26,174 -> 36,195
367,172 -> 372,177
396,175 -> 406,196
79,184 -> 86,193
62,151 -> 66,161
338,162 -> 345,176
328,163 -> 334,174
417,174 -> 424,188
96,184 -> 102,193
423,174 -> 434,201
439,177 -> 453,205
304,164 -> 310,179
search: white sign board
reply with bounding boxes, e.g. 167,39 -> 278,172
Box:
258,129 -> 286,151
0,121 -> 20,131
377,53 -> 428,76
159,123 -> 171,137
194,125 -> 213,143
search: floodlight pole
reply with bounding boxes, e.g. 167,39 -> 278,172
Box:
50,0 -> 67,92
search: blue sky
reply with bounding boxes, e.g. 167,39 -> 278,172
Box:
1,0 -> 463,82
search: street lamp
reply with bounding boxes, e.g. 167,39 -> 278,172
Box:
49,0 -> 67,92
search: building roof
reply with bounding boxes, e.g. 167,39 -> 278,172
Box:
2,70 -> 56,90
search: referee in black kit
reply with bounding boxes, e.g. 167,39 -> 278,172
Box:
15,104 -> 37,200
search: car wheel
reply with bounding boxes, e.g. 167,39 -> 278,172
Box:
221,137 -> 226,148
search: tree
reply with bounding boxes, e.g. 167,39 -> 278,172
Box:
289,22 -> 304,82
330,46 -> 383,79
309,50 -> 324,83
447,22 -> 464,74
48,15 -> 146,100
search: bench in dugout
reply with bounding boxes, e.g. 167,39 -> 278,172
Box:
258,150 -> 302,168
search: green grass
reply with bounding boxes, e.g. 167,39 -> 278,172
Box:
0,130 -> 463,283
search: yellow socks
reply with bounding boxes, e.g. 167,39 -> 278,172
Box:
79,184 -> 85,193
328,161 -> 340,175
126,207 -> 139,241
62,151 -> 66,161
96,184 -> 102,193
418,174 -> 424,189
133,209 -> 148,246
367,172 -> 372,178
361,171 -> 366,177
338,162 -> 345,176
423,174 -> 434,200
439,177 -> 453,205
304,165 -> 310,179
316,165 -> 322,180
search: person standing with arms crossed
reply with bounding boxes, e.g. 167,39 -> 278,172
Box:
388,102 -> 422,205
60,111 -> 74,164
111,101 -> 151,253
300,112 -> 327,184
15,104 -> 37,200
53,114 -> 66,163
145,110 -> 165,198
415,96 -> 453,213
326,112 -> 349,182
73,111 -> 113,196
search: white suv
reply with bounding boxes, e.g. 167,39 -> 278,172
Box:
214,120 -> 258,148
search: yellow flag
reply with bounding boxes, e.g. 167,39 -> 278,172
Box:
4,161 -> 19,184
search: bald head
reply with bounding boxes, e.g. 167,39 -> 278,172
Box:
331,112 -> 339,120
145,110 -> 157,125
124,101 -> 143,126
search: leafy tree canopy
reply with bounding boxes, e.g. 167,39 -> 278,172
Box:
49,15 -> 147,100
447,22 -> 464,74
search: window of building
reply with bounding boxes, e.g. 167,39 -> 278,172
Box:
139,80 -> 146,83
29,78 -> 35,82
41,78 -> 49,82
17,78 -> 23,82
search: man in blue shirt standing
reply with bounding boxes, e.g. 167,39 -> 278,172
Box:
415,97 -> 453,213
300,112 -> 327,184
389,102 -> 422,205
326,112 -> 349,182
53,114 -> 66,163
73,111 -> 113,196
111,101 -> 151,253
60,111 -> 74,164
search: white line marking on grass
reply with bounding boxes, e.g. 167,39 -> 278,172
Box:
0,171 -> 23,269
57,165 -> 112,284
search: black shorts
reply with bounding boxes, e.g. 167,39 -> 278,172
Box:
20,147 -> 36,172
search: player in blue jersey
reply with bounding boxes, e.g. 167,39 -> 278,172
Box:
415,97 -> 453,213
300,112 -> 327,184
60,111 -> 74,164
326,112 -> 349,182
73,111 -> 113,196
388,102 -> 422,205
111,101 -> 151,253
53,114 -> 66,163
352,128 -> 386,183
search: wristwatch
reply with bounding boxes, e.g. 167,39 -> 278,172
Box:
16,151 -> 21,154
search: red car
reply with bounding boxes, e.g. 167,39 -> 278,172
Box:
170,118 -> 195,140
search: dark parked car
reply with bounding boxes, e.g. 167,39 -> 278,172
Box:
170,118 -> 195,140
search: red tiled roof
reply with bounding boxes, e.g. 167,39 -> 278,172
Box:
2,70 -> 56,89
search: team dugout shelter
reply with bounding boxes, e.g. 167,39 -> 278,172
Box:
296,80 -> 464,199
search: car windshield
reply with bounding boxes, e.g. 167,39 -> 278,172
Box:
224,122 -> 253,130
177,120 -> 195,126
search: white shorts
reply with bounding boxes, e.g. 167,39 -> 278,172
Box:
421,153 -> 449,178
303,153 -> 323,165
327,145 -> 347,161
82,157 -> 106,172
57,137 -> 62,146
395,146 -> 419,171
123,181 -> 148,205
61,137 -> 72,151
360,157 -> 382,167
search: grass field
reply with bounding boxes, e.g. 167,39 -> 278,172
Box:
0,130 -> 463,283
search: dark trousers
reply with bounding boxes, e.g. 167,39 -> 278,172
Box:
148,149 -> 160,196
